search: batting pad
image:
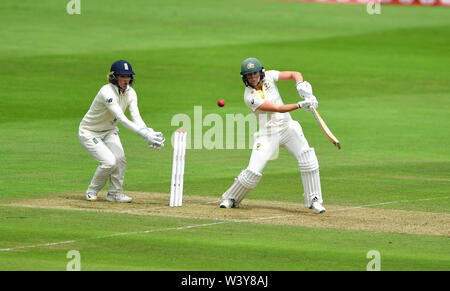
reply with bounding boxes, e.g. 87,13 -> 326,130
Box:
298,148 -> 323,208
222,168 -> 262,206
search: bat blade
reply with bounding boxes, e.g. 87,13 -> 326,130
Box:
311,107 -> 341,150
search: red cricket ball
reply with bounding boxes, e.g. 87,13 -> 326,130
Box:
217,99 -> 225,107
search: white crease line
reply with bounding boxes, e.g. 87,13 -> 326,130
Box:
0,222 -> 226,252
331,196 -> 449,212
0,214 -> 292,252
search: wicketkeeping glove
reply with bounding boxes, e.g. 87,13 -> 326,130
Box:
147,128 -> 165,149
148,141 -> 164,150
137,128 -> 165,148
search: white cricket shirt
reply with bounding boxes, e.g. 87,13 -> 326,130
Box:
244,70 -> 292,135
79,84 -> 146,135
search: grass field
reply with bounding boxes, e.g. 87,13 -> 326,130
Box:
0,0 -> 449,274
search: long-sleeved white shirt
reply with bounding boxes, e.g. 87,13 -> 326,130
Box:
79,83 -> 146,135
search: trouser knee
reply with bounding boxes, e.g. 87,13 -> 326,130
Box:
101,156 -> 118,173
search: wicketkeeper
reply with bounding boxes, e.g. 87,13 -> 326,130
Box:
78,60 -> 165,203
220,58 -> 326,213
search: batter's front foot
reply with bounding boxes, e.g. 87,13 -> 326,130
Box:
86,192 -> 98,201
220,199 -> 236,208
311,202 -> 326,214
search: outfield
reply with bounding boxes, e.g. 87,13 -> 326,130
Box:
0,0 -> 449,272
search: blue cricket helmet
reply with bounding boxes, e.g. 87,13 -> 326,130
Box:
108,60 -> 135,85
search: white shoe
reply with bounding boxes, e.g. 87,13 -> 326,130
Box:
86,192 -> 98,201
220,199 -> 235,208
311,202 -> 326,214
106,193 -> 132,203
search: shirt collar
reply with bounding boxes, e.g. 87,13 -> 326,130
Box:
110,83 -> 129,95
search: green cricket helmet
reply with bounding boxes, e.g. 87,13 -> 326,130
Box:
240,58 -> 265,88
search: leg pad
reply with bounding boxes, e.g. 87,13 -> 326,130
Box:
222,168 -> 262,206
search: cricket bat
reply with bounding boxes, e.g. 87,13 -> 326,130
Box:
311,107 -> 341,150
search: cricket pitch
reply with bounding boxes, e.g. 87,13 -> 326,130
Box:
2,192 -> 448,236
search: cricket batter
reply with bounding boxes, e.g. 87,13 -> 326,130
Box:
79,60 -> 165,203
220,58 -> 326,213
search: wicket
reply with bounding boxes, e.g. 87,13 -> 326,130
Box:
170,130 -> 187,207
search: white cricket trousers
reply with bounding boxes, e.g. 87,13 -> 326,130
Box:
248,120 -> 310,173
222,119 -> 323,208
78,128 -> 126,195
250,120 -> 323,207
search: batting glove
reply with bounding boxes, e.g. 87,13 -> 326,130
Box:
296,81 -> 313,99
298,100 -> 318,112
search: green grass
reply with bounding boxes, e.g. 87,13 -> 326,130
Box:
1,207 -> 449,271
0,0 -> 449,271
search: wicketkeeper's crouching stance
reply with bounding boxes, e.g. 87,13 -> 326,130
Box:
79,60 -> 165,203
220,58 -> 326,213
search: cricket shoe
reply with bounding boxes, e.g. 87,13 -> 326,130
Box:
220,199 -> 236,208
86,192 -> 98,201
106,193 -> 133,203
311,201 -> 326,214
